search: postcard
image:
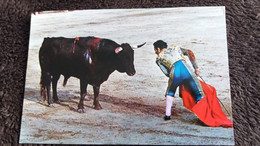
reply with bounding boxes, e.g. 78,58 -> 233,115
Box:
19,7 -> 234,145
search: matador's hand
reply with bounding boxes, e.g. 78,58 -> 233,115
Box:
195,68 -> 200,76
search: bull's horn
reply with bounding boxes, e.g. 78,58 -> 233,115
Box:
132,42 -> 146,49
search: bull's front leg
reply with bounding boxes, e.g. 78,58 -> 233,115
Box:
78,80 -> 88,113
93,86 -> 102,110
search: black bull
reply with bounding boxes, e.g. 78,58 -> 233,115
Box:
39,36 -> 145,112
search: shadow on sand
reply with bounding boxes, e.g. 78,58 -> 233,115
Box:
24,87 -> 166,116
24,87 -> 205,126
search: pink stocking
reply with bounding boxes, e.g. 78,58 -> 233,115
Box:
165,95 -> 174,116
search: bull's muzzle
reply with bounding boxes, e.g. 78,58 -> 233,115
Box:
127,71 -> 136,76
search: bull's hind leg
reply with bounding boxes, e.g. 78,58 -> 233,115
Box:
40,70 -> 53,106
52,74 -> 61,104
93,86 -> 102,110
45,72 -> 53,107
78,80 -> 88,113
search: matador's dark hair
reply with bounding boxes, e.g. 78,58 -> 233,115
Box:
153,40 -> 168,50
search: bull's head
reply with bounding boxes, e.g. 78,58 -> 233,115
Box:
115,42 -> 146,76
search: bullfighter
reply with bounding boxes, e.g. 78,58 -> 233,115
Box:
153,40 -> 204,120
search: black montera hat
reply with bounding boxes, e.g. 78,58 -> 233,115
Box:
153,40 -> 167,49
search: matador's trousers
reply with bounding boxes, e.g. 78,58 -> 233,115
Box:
166,60 -> 204,102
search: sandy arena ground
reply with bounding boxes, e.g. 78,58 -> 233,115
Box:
19,7 -> 234,145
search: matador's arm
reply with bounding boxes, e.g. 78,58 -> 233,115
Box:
156,59 -> 170,77
180,48 -> 198,69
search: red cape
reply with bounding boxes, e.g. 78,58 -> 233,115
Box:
179,80 -> 233,128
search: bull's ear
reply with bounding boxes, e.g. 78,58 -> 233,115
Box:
115,47 -> 123,54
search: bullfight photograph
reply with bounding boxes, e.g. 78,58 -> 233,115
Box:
19,7 -> 234,145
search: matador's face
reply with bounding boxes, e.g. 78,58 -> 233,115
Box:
154,48 -> 161,55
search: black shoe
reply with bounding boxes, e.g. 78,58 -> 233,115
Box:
164,115 -> 171,121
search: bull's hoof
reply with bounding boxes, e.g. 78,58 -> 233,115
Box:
94,104 -> 102,110
77,108 -> 86,113
48,104 -> 55,107
54,99 -> 61,104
